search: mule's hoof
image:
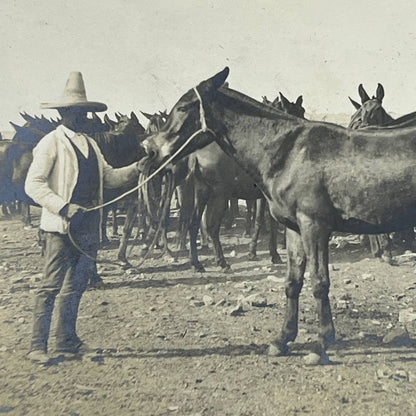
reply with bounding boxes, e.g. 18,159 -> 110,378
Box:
220,264 -> 232,273
23,225 -> 34,230
271,256 -> 283,264
192,264 -> 206,273
120,261 -> 133,270
247,253 -> 258,261
381,255 -> 397,266
267,343 -> 287,357
303,352 -> 331,366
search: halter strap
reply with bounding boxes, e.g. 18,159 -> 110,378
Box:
193,87 -> 208,132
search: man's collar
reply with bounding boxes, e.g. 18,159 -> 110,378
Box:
57,124 -> 77,139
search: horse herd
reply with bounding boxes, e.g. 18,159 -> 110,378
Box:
2,67 -> 416,363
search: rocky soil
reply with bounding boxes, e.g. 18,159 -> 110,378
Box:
1,207 -> 416,415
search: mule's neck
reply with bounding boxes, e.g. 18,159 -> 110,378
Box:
210,93 -> 305,192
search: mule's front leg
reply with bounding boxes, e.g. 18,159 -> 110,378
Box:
269,228 -> 305,355
299,214 -> 335,357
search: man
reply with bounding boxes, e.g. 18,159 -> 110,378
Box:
25,72 -> 140,363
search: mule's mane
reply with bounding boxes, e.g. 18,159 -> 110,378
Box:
217,86 -> 299,122
390,110 -> 416,126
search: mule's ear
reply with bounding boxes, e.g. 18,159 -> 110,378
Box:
279,92 -> 290,107
296,95 -> 303,107
349,97 -> 361,110
358,84 -> 370,103
198,67 -> 230,94
140,111 -> 153,120
130,111 -> 139,124
376,83 -> 385,101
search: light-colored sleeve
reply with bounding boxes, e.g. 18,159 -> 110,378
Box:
24,135 -> 67,214
92,142 -> 139,189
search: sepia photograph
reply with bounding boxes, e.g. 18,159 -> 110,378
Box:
1,1 -> 416,415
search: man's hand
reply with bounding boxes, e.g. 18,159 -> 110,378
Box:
59,203 -> 87,219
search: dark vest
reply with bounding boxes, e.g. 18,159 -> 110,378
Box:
69,138 -> 99,207
68,138 -> 100,236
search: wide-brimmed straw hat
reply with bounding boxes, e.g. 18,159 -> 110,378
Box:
41,71 -> 107,112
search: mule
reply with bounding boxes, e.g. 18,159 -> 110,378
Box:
172,92 -> 304,271
349,84 -> 415,258
144,67 -> 416,362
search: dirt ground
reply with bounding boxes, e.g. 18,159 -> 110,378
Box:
1,206 -> 416,416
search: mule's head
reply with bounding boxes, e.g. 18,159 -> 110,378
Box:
143,67 -> 230,166
275,93 -> 305,119
110,112 -> 145,136
348,83 -> 393,129
141,111 -> 168,134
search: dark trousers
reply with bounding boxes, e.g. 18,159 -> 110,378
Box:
30,221 -> 98,352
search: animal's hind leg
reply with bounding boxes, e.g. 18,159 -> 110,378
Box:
298,213 -> 335,357
267,211 -> 283,264
205,194 -> 230,271
117,203 -> 138,265
111,206 -> 118,238
188,186 -> 209,272
22,203 -> 33,229
269,228 -> 305,356
248,198 -> 264,260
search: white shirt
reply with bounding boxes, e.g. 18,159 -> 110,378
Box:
60,124 -> 89,158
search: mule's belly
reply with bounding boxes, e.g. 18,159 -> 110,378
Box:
326,156 -> 416,232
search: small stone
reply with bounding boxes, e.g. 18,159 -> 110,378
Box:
0,346 -> 7,352
18,317 -> 25,324
205,284 -> 215,290
266,275 -> 284,283
215,299 -> 226,307
382,327 -> 411,346
336,300 -> 349,309
357,331 -> 366,339
399,308 -> 416,323
202,295 -> 214,306
362,273 -> 375,281
303,352 -> 330,366
229,250 -> 236,258
226,304 -> 244,316
234,282 -> 248,289
243,294 -> 268,307
376,368 -> 391,379
191,300 -> 205,307
343,279 -> 352,285
393,370 -> 408,381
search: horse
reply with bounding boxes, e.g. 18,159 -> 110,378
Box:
143,67 -> 416,362
349,84 -> 415,259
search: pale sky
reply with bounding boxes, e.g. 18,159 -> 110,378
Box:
1,0 -> 416,131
